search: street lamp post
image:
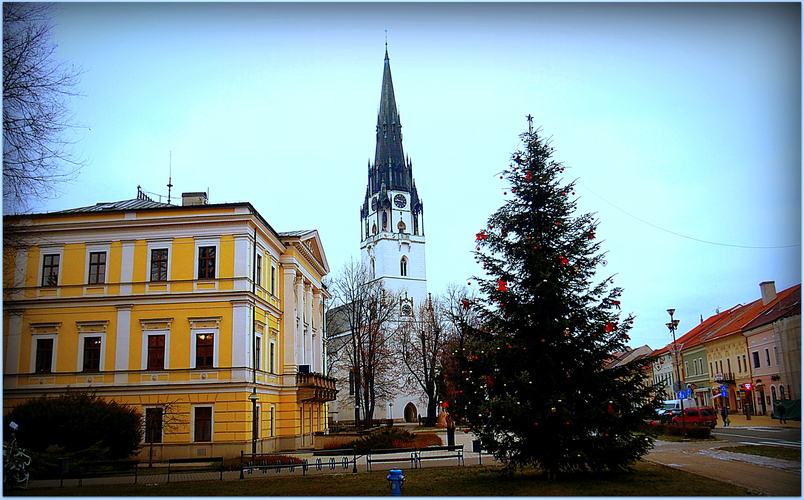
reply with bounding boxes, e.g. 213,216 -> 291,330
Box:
666,309 -> 687,438
248,390 -> 259,456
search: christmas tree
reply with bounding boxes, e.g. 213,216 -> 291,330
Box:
447,121 -> 662,477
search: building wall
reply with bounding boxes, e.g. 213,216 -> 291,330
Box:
681,346 -> 710,406
3,204 -> 332,459
776,314 -> 801,401
704,334 -> 750,411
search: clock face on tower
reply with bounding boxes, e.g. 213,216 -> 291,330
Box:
394,194 -> 407,208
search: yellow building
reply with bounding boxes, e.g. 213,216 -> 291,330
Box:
3,189 -> 335,460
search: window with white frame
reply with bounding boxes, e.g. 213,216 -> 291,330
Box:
82,336 -> 102,372
35,337 -> 54,373
30,323 -> 59,373
752,351 -> 761,369
269,338 -> 276,374
189,318 -> 220,369
256,254 -> 262,287
197,246 -> 216,279
764,348 -> 771,366
41,253 -> 60,286
77,321 -> 107,372
255,335 -> 262,371
87,251 -> 107,284
193,237 -> 220,280
150,248 -> 169,282
141,320 -> 171,371
195,333 -> 214,368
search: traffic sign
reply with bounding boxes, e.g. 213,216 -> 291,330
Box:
721,390 -> 728,398
677,390 -> 687,399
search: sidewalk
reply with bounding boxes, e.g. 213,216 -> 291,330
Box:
720,412 -> 800,428
22,421 -> 800,492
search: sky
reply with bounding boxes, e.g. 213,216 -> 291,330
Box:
36,2 -> 802,351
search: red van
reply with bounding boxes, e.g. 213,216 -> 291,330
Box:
669,406 -> 717,428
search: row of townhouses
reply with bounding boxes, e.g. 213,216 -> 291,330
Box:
3,189 -> 336,460
648,281 -> 801,415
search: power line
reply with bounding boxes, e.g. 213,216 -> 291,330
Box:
576,181 -> 800,249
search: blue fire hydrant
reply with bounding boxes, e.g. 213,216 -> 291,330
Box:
387,469 -> 405,496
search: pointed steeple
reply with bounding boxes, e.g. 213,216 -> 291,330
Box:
369,47 -> 411,196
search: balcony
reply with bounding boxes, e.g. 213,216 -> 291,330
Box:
714,372 -> 736,384
296,371 -> 338,402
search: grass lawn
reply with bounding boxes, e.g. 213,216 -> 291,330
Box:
7,461 -> 756,496
719,445 -> 801,462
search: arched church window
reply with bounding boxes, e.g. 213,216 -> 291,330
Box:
780,385 -> 786,399
382,211 -> 388,231
413,214 -> 419,235
371,258 -> 376,279
400,257 -> 408,277
372,223 -> 377,235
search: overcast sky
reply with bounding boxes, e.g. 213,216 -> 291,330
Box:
42,2 -> 801,351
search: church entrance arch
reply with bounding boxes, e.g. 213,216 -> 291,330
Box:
403,402 -> 418,423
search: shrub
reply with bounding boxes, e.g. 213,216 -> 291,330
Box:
343,427 -> 443,453
656,424 -> 712,439
3,392 -> 142,478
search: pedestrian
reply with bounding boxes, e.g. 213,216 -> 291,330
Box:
720,406 -> 729,427
776,402 -> 787,424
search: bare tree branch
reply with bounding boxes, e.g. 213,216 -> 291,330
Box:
3,2 -> 86,214
325,258 -> 401,426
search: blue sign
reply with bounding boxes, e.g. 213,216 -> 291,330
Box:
721,390 -> 728,398
677,390 -> 687,399
720,385 -> 728,392
686,388 -> 692,397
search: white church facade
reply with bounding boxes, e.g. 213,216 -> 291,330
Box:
329,48 -> 430,425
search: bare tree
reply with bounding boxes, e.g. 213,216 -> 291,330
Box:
441,283 -> 484,352
3,2 -> 84,214
396,294 -> 450,427
144,400 -> 187,467
326,258 -> 400,427
394,284 -> 484,427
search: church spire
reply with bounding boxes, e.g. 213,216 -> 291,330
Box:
370,47 -> 411,196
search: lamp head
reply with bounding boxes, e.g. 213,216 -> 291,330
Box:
667,308 -> 676,316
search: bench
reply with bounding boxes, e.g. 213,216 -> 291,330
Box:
166,456 -> 224,482
78,460 -> 139,486
240,452 -> 326,478
414,445 -> 464,468
366,448 -> 418,471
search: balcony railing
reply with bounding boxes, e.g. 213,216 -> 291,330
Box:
296,371 -> 338,402
714,372 -> 736,384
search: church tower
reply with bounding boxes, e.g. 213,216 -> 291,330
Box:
360,47 -> 427,314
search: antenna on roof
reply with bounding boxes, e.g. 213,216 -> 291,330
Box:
167,151 -> 174,205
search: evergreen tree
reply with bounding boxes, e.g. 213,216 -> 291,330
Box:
447,123 -> 661,477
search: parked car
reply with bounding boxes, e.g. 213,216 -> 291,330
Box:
669,406 -> 717,428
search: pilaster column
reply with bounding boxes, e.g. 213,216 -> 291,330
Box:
114,304 -> 133,384
282,268 -> 298,373
4,310 -> 23,380
119,240 -> 135,295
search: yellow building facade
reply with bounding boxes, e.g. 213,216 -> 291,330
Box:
3,190 -> 335,460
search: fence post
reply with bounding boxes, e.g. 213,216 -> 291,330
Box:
239,450 -> 244,479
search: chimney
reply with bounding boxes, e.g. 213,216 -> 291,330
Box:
182,192 -> 208,206
760,281 -> 777,305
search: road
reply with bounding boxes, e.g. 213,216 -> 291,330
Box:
713,427 -> 801,449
